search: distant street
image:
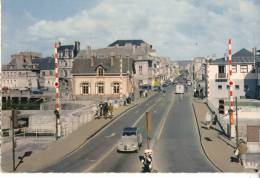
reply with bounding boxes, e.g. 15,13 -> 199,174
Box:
42,85 -> 217,172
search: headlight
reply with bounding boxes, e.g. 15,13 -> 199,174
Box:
131,144 -> 137,147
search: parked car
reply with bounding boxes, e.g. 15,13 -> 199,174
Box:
117,127 -> 142,152
31,88 -> 43,94
2,86 -> 9,93
19,87 -> 29,91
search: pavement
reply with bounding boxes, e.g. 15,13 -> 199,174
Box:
1,92 -> 155,172
192,99 -> 245,172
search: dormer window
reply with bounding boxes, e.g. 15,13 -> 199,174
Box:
97,67 -> 104,76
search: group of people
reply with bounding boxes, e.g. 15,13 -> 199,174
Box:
95,101 -> 113,119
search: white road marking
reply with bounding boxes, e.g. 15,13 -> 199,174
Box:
134,110 -> 139,114
105,133 -> 116,138
156,95 -> 175,141
84,97 -> 162,172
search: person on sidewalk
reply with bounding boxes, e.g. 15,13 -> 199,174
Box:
234,139 -> 248,166
108,102 -> 113,119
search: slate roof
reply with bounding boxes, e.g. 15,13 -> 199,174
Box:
108,40 -> 146,47
32,57 -> 55,70
58,45 -> 74,52
210,48 -> 255,65
72,56 -> 135,75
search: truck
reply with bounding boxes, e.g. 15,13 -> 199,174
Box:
175,84 -> 185,94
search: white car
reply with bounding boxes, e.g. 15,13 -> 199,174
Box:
117,127 -> 142,152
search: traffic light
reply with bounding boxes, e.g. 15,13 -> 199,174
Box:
218,99 -> 225,115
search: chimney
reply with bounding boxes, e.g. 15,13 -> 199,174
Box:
87,46 -> 92,58
91,53 -> 96,67
110,52 -> 114,66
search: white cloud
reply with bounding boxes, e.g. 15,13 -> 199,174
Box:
22,0 -> 260,60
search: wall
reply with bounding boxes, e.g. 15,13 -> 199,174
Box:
208,64 -> 257,99
72,75 -> 133,97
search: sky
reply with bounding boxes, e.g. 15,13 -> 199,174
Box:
2,0 -> 260,64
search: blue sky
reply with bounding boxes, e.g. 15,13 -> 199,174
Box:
2,0 -> 260,64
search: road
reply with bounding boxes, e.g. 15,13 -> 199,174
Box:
42,85 -> 217,172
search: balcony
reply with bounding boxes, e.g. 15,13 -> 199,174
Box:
215,73 -> 228,82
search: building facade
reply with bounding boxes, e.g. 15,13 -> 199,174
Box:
207,48 -> 258,100
57,41 -> 80,98
2,52 -> 41,90
76,39 -> 174,89
71,55 -> 135,100
32,57 -> 55,89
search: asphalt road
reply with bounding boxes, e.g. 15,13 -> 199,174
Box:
42,85 -> 217,173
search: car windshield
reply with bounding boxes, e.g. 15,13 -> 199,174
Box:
122,131 -> 136,136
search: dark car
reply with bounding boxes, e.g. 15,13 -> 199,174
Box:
32,89 -> 43,94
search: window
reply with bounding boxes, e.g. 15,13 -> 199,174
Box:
81,82 -> 90,95
42,71 -> 45,76
97,67 -> 104,76
226,85 -> 230,90
235,85 -> 240,90
218,85 -> 222,90
232,65 -> 237,73
240,65 -> 248,73
97,82 -> 104,94
139,65 -> 143,74
113,82 -> 120,94
50,71 -> 53,76
218,65 -> 225,73
244,85 -> 248,91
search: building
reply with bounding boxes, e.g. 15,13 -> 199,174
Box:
207,48 -> 258,100
2,52 -> 41,90
57,41 -> 80,98
76,39 -> 173,89
32,57 -> 55,89
71,55 -> 135,100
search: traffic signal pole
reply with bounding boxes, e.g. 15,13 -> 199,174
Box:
54,42 -> 61,140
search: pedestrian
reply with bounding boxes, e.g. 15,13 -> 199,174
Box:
234,139 -> 248,166
205,111 -> 212,129
108,103 -> 113,118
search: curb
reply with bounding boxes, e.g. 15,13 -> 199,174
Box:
192,101 -> 223,172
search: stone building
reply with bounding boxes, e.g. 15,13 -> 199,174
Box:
71,55 -> 135,100
32,57 -> 55,89
57,41 -> 80,98
2,52 -> 41,90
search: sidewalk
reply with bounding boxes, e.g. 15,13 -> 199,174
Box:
192,100 -> 244,172
2,93 -> 155,172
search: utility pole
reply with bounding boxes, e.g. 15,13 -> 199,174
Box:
235,97 -> 239,147
145,112 -> 152,149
